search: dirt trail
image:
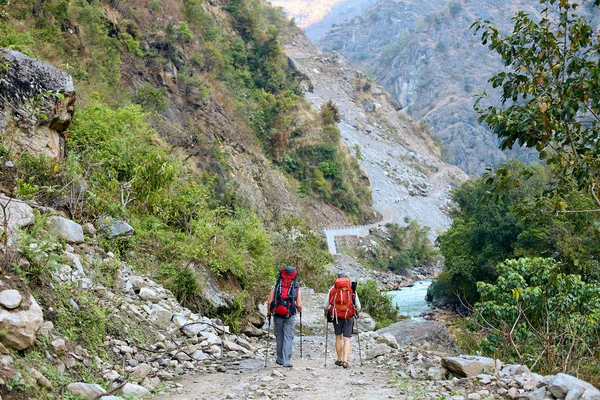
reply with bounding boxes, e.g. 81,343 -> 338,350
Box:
152,334 -> 404,400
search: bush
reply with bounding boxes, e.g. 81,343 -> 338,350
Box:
470,258 -> 600,386
356,280 -> 399,329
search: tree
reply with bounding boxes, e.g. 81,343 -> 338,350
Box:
472,0 -> 600,211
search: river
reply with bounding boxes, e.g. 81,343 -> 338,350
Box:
387,279 -> 433,319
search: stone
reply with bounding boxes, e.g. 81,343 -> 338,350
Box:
242,322 -> 264,337
0,295 -> 44,350
38,320 -> 54,338
52,338 -> 66,353
223,340 -> 253,356
0,50 -> 76,160
503,364 -> 531,376
67,382 -> 106,399
121,383 -> 150,397
100,397 -> 124,400
149,304 -> 171,328
139,287 -> 160,303
467,394 -> 481,400
0,290 -> 22,309
548,373 -> 600,400
427,366 -> 447,380
441,356 -> 496,378
191,350 -> 208,361
131,363 -> 153,382
82,222 -> 96,236
129,276 -> 147,291
365,344 -> 391,360
98,216 -> 134,238
525,387 -> 551,400
357,313 -> 376,331
50,216 -> 85,243
376,332 -> 399,349
0,196 -> 35,233
30,367 -> 52,390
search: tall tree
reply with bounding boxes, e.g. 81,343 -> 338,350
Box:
472,0 -> 600,211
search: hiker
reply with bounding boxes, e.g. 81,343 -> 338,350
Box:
324,271 -> 361,369
267,266 -> 302,367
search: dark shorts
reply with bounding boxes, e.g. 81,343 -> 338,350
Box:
332,317 -> 354,338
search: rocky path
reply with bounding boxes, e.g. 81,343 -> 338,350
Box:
152,335 -> 404,400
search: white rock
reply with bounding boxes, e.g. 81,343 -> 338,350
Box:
50,216 -> 84,243
122,383 -> 150,397
191,350 -> 208,361
0,290 -> 22,309
441,356 -> 496,378
0,295 -> 43,350
0,196 -> 34,233
139,287 -> 160,303
548,373 -> 600,400
67,382 -> 106,399
376,332 -> 399,349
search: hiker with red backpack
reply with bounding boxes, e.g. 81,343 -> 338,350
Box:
323,271 -> 361,369
267,266 -> 303,368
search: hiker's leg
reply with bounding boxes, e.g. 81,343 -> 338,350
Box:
343,337 -> 351,362
274,316 -> 284,365
281,315 -> 296,366
335,334 -> 343,361
342,318 -> 354,362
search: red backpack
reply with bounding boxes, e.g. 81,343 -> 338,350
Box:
270,267 -> 298,318
328,277 -> 356,321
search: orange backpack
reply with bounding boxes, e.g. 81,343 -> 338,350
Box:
328,277 -> 356,321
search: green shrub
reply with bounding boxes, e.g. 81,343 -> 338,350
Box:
134,84 -> 168,113
471,258 -> 600,386
356,280 -> 399,329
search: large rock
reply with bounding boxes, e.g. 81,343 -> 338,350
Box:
97,216 -> 134,238
378,319 -> 460,355
0,295 -> 43,350
0,196 -> 35,234
67,382 -> 106,399
547,373 -> 600,400
50,216 -> 85,244
441,355 -> 496,378
0,49 -> 75,159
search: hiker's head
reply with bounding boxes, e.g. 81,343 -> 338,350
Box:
283,266 -> 296,275
338,271 -> 349,278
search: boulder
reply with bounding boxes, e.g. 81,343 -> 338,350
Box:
139,287 -> 160,303
121,383 -> 150,397
50,216 -> 85,243
441,356 -> 496,378
357,312 -> 376,331
67,382 -> 106,399
376,332 -> 399,349
0,49 -> 76,159
0,295 -> 43,350
365,344 -> 392,360
0,196 -> 35,234
97,216 -> 134,238
378,319 -> 460,355
547,373 -> 600,400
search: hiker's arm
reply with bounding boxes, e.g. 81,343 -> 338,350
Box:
323,288 -> 331,317
355,293 -> 362,313
296,288 -> 302,312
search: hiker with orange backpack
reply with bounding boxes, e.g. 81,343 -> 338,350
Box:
267,266 -> 302,368
323,271 -> 361,369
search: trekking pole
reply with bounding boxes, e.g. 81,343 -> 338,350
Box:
300,311 -> 303,359
324,318 -> 328,367
356,318 -> 362,367
264,315 -> 271,368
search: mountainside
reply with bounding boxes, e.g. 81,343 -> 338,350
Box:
269,0 -> 378,41
317,0 -> 557,175
282,28 -> 467,236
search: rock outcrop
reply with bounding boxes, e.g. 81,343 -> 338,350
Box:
0,49 -> 76,159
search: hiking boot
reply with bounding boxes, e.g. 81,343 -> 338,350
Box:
283,364 -> 293,368
342,361 -> 349,369
335,360 -> 343,366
